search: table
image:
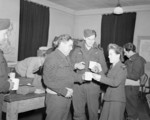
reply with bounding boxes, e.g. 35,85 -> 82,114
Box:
2,93 -> 45,120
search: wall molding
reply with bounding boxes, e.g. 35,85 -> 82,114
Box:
31,0 -> 75,15
75,5 -> 150,15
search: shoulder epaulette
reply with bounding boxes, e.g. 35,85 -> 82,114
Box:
121,65 -> 126,70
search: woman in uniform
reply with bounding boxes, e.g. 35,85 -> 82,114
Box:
85,43 -> 127,120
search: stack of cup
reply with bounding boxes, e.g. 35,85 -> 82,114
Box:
9,71 -> 19,90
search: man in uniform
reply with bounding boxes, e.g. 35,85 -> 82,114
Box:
70,29 -> 108,120
123,43 -> 146,120
0,19 -> 14,120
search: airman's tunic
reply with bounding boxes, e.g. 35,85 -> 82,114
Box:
99,61 -> 127,120
125,53 -> 146,119
0,50 -> 10,120
70,41 -> 108,120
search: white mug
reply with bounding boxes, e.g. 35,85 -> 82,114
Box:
11,78 -> 20,90
9,72 -> 16,78
89,61 -> 97,69
84,72 -> 93,81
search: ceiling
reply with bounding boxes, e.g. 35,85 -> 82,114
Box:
46,0 -> 150,11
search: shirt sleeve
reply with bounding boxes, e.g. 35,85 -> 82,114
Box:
0,55 -> 10,93
100,67 -> 127,87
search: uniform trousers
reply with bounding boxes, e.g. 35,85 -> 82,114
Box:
73,82 -> 100,120
125,86 -> 139,120
0,94 -> 4,120
45,93 -> 71,120
100,101 -> 125,120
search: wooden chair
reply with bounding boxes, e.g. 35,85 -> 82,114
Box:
146,94 -> 150,109
139,73 -> 148,97
145,77 -> 150,93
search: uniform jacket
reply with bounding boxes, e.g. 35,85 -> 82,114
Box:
0,50 -> 10,93
43,49 -> 82,97
125,53 -> 146,81
100,61 -> 127,102
70,41 -> 108,75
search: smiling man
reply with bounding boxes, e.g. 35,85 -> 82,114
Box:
70,29 -> 108,120
43,34 -> 85,120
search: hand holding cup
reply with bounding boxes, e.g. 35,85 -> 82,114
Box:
89,61 -> 102,73
75,62 -> 85,70
65,87 -> 73,98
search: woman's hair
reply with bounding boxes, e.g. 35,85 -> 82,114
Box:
123,42 -> 136,52
51,36 -> 58,50
108,43 -> 124,62
92,30 -> 97,37
55,34 -> 72,48
45,36 -> 58,55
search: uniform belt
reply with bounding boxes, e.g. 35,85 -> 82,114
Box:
46,88 -> 57,94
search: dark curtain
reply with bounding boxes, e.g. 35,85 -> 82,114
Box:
101,12 -> 136,65
18,0 -> 49,60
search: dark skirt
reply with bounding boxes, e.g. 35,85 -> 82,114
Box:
100,101 -> 125,120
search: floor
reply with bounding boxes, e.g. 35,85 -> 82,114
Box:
138,93 -> 150,120
2,93 -> 150,120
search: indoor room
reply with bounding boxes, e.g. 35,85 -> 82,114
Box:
0,0 -> 150,120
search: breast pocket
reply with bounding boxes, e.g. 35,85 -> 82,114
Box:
90,52 -> 99,63
76,52 -> 84,63
57,63 -> 71,77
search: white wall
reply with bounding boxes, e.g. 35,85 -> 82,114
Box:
0,0 -> 19,62
74,15 -> 102,44
48,8 -> 75,47
134,10 -> 150,46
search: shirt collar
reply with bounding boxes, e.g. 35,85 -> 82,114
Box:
55,49 -> 66,59
81,41 -> 98,50
55,49 -> 70,64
